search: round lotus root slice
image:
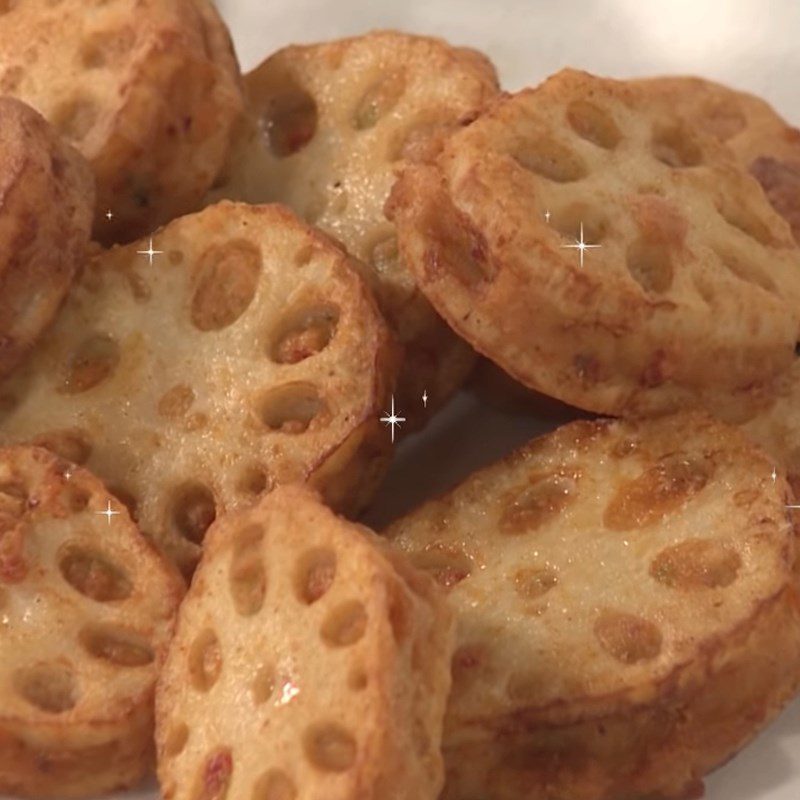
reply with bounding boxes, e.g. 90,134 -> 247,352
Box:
0,97 -> 94,381
387,412 -> 800,800
0,445 -> 183,799
387,68 -> 800,421
637,75 -> 800,246
155,484 -> 454,800
212,31 -> 500,426
0,201 -> 399,577
0,0 -> 244,244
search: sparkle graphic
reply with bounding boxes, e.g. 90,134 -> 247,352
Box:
772,466 -> 778,483
787,504 -> 800,510
105,209 -> 114,221
96,500 -> 121,526
136,237 -> 163,266
276,680 -> 300,707
561,222 -> 601,268
422,390 -> 429,408
544,209 -> 551,223
380,395 -> 406,443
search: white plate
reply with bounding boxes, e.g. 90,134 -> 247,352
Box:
10,1 -> 800,798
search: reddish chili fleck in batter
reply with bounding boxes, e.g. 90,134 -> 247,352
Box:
0,526 -> 27,582
199,749 -> 232,800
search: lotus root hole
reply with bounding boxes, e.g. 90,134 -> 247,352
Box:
594,610 -> 663,664
651,539 -> 741,589
251,664 -> 275,705
652,124 -> 703,168
64,485 -> 91,513
348,667 -> 368,691
410,545 -> 472,589
229,524 -> 267,616
170,482 -> 216,545
191,240 -> 261,332
320,600 -> 368,647
500,472 -> 578,534
604,454 -> 711,531
165,722 -> 190,758
514,137 -> 587,182
270,303 -> 339,364
626,238 -> 674,293
236,465 -> 271,497
79,625 -> 154,666
53,95 -> 98,142
353,70 -> 406,130
566,100 -> 621,149
514,567 -> 558,601
388,587 -> 411,644
431,212 -> 493,288
32,429 -> 92,464
189,629 -> 222,692
158,385 -> 195,419
59,334 -> 120,394
193,748 -> 233,800
550,203 -> 608,244
262,81 -> 318,158
252,769 -> 297,800
14,663 -> 77,714
59,546 -> 132,602
109,485 -> 138,520
258,383 -> 327,434
81,26 -> 135,69
303,723 -> 357,772
295,547 -> 337,604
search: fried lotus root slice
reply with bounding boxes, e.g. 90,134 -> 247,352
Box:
0,445 -> 183,799
155,485 -> 454,800
0,97 -> 94,381
638,75 -> 800,245
213,31 -> 500,423
0,0 -> 244,244
387,68 -> 800,421
0,201 -> 398,576
387,412 -> 800,800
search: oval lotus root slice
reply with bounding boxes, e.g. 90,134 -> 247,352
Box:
387,412 -> 800,800
637,75 -> 800,245
213,31 -> 500,425
0,445 -> 183,799
0,0 -> 244,244
0,201 -> 398,577
155,484 -> 454,800
387,68 -> 800,421
0,96 -> 94,381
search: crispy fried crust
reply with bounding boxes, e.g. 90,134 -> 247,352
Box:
638,76 -> 800,245
0,201 -> 399,576
0,97 -> 94,380
742,360 -> 800,488
156,485 -> 454,800
213,31 -> 499,424
0,0 -> 244,243
387,69 -> 800,420
387,412 -> 800,800
0,445 -> 184,799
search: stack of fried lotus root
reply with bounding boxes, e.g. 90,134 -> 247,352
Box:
2,1 -> 800,799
